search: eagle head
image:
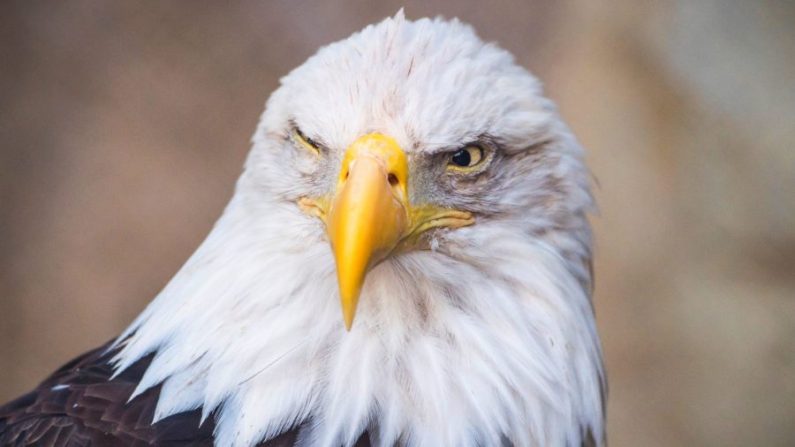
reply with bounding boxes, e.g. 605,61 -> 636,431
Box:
113,11 -> 605,447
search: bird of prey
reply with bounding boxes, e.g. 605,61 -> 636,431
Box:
0,12 -> 605,447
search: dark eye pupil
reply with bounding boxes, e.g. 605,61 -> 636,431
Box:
451,149 -> 471,166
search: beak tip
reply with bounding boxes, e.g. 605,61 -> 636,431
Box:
342,307 -> 355,331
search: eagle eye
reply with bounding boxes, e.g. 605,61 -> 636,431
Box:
292,127 -> 320,155
448,145 -> 484,170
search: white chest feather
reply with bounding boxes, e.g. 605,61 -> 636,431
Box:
111,201 -> 604,447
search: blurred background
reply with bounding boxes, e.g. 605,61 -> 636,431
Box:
1,1 -> 794,445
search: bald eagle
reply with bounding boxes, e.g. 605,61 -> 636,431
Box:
0,12 -> 605,447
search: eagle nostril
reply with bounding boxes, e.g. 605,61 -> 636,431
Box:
388,173 -> 399,186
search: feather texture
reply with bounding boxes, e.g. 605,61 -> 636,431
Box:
0,343 -> 370,446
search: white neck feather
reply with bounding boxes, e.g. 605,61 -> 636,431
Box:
112,191 -> 604,447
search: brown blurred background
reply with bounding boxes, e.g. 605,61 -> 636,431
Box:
1,1 -> 794,446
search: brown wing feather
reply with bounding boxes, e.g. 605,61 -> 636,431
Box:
0,342 -> 340,446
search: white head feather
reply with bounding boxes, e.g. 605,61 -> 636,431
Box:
112,11 -> 605,447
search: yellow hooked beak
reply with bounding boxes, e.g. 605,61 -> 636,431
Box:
299,133 -> 474,330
